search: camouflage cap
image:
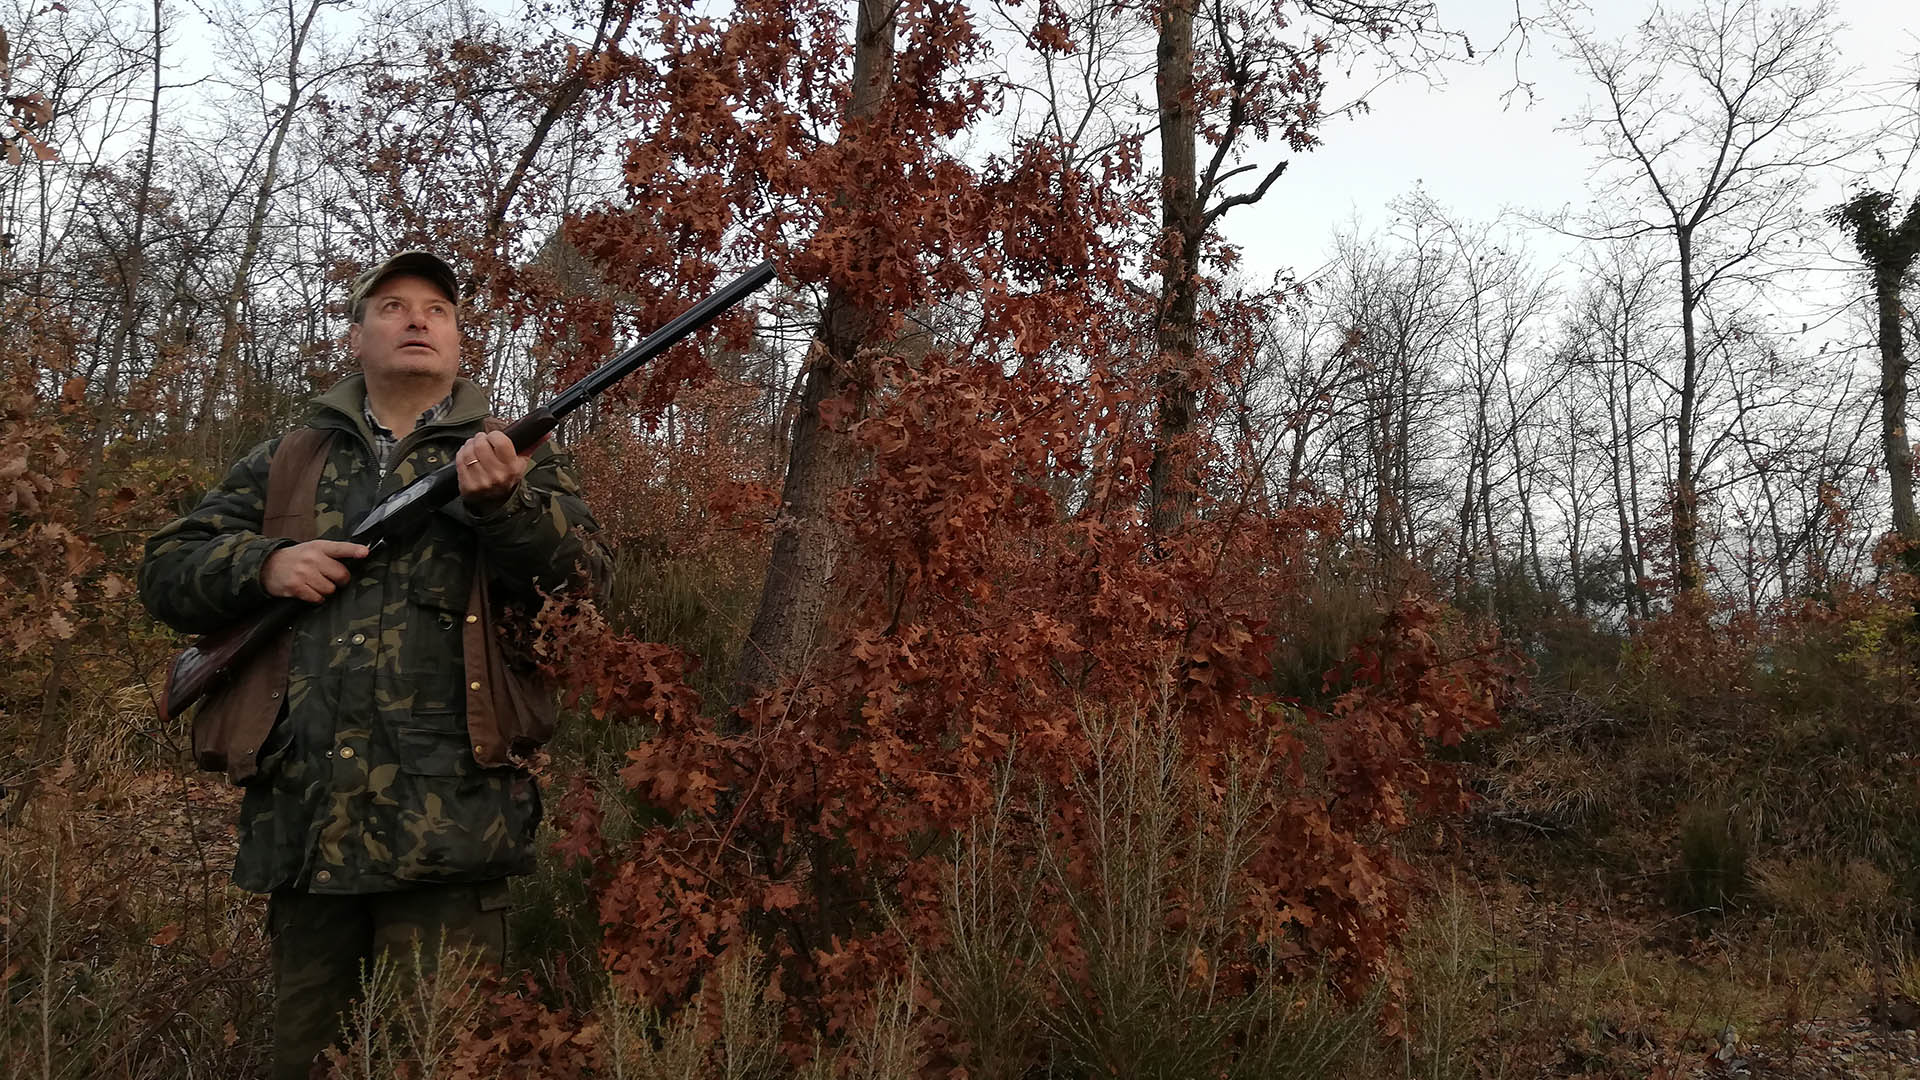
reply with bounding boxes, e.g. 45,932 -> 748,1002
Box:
349,250 -> 459,321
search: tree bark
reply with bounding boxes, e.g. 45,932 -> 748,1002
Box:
731,0 -> 894,699
1672,224 -> 1702,596
1833,191 -> 1920,562
1620,355 -> 1650,618
1147,0 -> 1199,538
1601,343 -> 1649,621
1878,259 -> 1917,545
1454,452 -> 1476,599
1566,407 -> 1589,618
1479,469 -> 1500,619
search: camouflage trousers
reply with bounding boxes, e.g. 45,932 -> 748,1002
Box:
267,879 -> 509,1080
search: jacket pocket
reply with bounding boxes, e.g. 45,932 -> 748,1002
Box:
406,578 -> 469,713
393,725 -> 477,777
390,750 -> 539,883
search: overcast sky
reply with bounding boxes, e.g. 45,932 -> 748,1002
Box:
1226,0 -> 1920,290
158,0 -> 1916,320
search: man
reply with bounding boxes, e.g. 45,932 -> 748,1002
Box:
138,251 -> 609,1078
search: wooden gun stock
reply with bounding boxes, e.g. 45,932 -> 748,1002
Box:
164,597 -> 304,722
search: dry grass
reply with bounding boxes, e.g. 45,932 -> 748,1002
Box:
1368,871 -> 1876,1080
325,939 -> 493,1080
923,701 -> 1377,1080
1,766 -> 269,1080
562,943 -> 921,1080
1417,601 -> 1920,1079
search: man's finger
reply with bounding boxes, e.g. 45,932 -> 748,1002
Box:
313,540 -> 370,559
467,432 -> 514,466
320,560 -> 353,585
483,430 -> 517,458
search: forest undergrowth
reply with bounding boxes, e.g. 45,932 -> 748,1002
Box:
9,576 -> 1920,1078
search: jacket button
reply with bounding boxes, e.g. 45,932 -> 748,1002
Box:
350,632 -> 366,645
465,614 -> 478,624
314,870 -> 332,884
470,681 -> 481,691
473,744 -> 486,757
338,746 -> 356,760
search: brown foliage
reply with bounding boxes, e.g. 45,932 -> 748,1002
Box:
535,354 -> 1510,1060
448,0 -> 1520,1065
1,318 -> 194,773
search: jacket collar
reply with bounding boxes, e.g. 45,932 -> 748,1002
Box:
309,373 -> 492,449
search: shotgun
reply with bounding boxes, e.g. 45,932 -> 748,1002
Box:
163,260 -> 778,721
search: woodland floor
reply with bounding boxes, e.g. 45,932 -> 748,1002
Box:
10,706 -> 1920,1079
1400,820 -> 1920,1080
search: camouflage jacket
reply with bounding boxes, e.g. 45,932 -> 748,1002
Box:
139,375 -> 609,894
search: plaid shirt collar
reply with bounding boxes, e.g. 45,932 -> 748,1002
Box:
362,392 -> 454,475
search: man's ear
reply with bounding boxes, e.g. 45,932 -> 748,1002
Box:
347,322 -> 362,360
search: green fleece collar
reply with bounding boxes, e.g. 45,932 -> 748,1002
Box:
308,374 -> 492,449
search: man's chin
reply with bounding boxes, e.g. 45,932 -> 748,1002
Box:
365,361 -> 456,383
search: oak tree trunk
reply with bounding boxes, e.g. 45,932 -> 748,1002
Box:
732,0 -> 895,699
1147,0 -> 1199,538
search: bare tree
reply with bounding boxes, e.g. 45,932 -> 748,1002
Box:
1427,206 -> 1557,614
1560,244 -> 1672,619
1554,0 -> 1845,595
194,0 -> 337,444
1265,296 -> 1369,503
1320,211 -> 1468,576
1541,370 -> 1616,618
0,0 -> 151,307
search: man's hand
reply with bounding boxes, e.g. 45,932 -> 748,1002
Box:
456,430 -> 532,512
262,540 -> 370,603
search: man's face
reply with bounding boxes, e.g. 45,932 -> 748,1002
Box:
350,273 -> 459,383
